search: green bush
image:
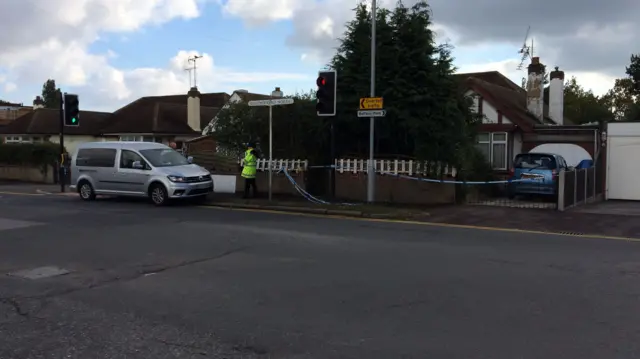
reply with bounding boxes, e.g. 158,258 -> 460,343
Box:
0,143 -> 62,167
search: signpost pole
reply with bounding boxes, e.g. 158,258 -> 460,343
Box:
367,0 -> 376,203
247,94 -> 292,202
268,104 -> 273,202
59,90 -> 65,193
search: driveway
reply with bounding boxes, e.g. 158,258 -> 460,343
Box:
572,200 -> 640,216
427,203 -> 640,238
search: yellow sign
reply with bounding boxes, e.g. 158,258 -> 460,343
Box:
359,97 -> 383,110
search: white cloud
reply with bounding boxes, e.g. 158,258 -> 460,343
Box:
220,0 -> 300,24
0,0 -> 310,111
457,58 -> 616,96
3,82 -> 16,93
221,0 -> 632,95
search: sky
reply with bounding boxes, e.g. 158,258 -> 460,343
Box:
0,0 -> 637,112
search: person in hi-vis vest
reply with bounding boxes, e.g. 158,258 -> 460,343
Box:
241,142 -> 258,198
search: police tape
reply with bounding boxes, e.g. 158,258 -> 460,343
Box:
279,167 -> 357,205
302,165 -> 538,185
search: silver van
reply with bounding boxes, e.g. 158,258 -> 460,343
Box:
69,141 -> 214,205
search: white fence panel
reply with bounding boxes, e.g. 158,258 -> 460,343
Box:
239,158 -> 308,171
335,159 -> 457,177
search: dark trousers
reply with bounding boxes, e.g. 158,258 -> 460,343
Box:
243,178 -> 257,198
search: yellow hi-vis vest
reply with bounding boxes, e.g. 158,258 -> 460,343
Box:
241,149 -> 257,178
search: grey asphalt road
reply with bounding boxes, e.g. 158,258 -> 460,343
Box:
1,194 -> 640,358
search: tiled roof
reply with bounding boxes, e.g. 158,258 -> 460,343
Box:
233,91 -> 274,102
456,70 -> 574,126
0,108 -> 111,135
454,71 -> 524,93
465,77 -> 540,130
101,92 -> 229,134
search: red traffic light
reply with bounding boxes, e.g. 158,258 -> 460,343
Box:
316,77 -> 326,87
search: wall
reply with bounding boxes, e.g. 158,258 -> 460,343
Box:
48,135 -> 100,154
512,131 -> 523,160
335,173 -> 455,205
234,171 -> 304,196
521,131 -> 597,159
465,90 -> 512,124
0,165 -> 54,183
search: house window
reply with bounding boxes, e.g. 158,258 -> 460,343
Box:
477,132 -> 508,170
4,136 -> 31,143
119,136 -> 159,142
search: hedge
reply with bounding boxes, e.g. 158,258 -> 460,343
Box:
0,143 -> 62,167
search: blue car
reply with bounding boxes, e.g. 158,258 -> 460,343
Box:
507,153 -> 569,199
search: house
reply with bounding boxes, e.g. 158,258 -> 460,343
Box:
0,100 -> 35,130
456,57 -> 599,173
0,107 -> 111,152
201,89 -> 274,135
101,87 -> 229,149
0,87 -> 230,152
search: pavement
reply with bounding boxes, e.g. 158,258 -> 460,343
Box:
2,193 -> 640,357
3,183 -> 640,238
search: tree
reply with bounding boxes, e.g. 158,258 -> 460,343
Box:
212,93 -> 327,161
41,79 -> 60,109
597,55 -> 640,122
601,78 -> 640,121
329,0 -> 479,166
562,77 -> 612,124
626,54 -> 640,97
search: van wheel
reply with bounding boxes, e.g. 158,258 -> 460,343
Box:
78,181 -> 96,201
149,184 -> 168,206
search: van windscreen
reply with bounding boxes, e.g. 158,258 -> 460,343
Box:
514,154 -> 557,169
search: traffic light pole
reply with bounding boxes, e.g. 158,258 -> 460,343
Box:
58,90 -> 65,193
367,0 -> 376,203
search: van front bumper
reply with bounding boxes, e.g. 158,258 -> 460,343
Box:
167,180 -> 214,198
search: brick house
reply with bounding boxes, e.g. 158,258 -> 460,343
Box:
0,87 -> 229,153
456,57 -> 599,173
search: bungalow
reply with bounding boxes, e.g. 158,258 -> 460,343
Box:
0,87 -> 229,153
456,57 -> 598,173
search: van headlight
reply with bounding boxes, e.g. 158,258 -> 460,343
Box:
167,175 -> 185,182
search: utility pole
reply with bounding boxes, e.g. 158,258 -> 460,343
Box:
188,55 -> 202,88
58,89 -> 65,193
367,0 -> 377,202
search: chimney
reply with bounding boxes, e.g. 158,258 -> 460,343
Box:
549,66 -> 565,125
187,87 -> 201,132
526,56 -> 545,122
33,96 -> 45,109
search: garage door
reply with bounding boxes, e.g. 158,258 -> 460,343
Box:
607,123 -> 640,200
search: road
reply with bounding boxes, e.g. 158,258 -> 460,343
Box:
1,193 -> 640,358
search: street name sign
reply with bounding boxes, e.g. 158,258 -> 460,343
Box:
359,97 -> 383,110
248,98 -> 294,106
357,110 -> 386,117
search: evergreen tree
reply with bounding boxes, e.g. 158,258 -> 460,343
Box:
330,3 -> 373,156
328,0 -> 479,167
41,79 -> 60,109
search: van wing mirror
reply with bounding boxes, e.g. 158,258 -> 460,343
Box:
187,156 -> 193,164
132,161 -> 144,169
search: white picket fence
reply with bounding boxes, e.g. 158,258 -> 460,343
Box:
239,158 -> 308,171
237,158 -> 457,177
335,159 -> 457,177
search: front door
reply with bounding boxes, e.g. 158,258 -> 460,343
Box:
115,150 -> 149,195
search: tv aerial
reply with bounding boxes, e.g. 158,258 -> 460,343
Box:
516,26 -> 533,70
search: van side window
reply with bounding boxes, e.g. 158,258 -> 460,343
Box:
76,149 -> 117,167
119,150 -> 145,169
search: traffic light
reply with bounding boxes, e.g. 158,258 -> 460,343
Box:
316,70 -> 336,116
64,93 -> 79,126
